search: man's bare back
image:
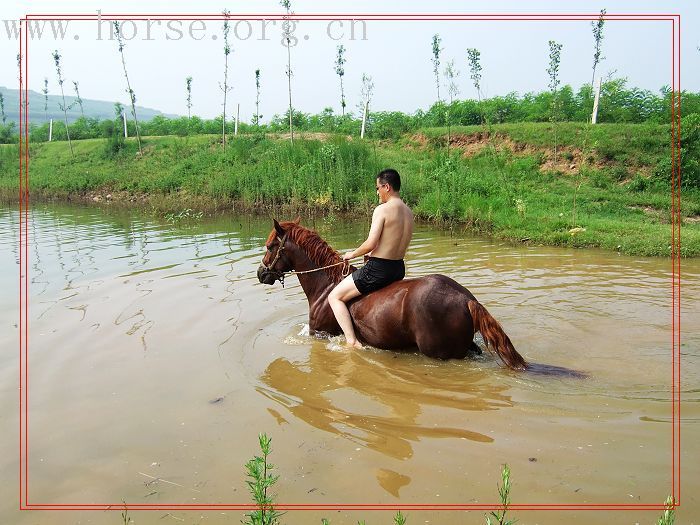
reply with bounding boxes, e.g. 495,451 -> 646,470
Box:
368,197 -> 413,260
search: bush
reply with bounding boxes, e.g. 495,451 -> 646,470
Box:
681,113 -> 700,189
0,122 -> 17,144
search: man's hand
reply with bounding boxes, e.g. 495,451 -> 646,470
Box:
342,251 -> 355,261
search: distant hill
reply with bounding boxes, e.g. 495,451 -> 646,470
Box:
0,86 -> 178,125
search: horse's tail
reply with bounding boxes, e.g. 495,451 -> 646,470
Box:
467,300 -> 527,370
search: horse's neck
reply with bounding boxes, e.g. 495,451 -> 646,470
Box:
292,253 -> 338,305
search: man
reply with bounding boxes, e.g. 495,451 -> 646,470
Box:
328,168 -> 413,349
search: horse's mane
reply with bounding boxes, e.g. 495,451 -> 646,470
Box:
270,222 -> 350,284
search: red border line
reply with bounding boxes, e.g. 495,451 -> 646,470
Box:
18,12 -> 682,513
21,16 -> 674,21
18,17 -> 25,513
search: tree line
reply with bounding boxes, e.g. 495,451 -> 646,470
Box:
9,82 -> 698,145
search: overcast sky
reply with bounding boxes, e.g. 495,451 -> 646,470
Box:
1,0 -> 698,122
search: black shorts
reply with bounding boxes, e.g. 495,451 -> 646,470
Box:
352,257 -> 405,294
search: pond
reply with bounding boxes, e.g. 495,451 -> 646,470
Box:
0,204 -> 697,524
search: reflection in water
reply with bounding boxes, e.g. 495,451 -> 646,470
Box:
376,468 -> 411,497
259,339 -> 513,460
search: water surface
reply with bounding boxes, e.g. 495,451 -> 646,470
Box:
0,204 -> 697,524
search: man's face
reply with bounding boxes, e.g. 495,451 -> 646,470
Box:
376,179 -> 390,203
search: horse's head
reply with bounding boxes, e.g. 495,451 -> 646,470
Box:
257,218 -> 299,286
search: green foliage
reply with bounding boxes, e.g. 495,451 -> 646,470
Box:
0,122 -> 17,144
657,495 -> 676,525
485,464 -> 515,525
6,121 -> 699,257
102,103 -> 126,159
680,113 -> 700,189
243,434 -> 283,525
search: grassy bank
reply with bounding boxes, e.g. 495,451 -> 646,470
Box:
1,123 -> 698,257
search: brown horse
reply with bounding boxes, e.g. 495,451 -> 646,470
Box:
257,219 -> 527,370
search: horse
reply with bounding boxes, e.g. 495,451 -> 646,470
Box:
257,219 -> 528,370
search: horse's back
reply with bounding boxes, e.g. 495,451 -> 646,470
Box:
349,274 -> 478,356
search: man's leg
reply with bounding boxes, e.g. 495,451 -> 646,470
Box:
328,274 -> 363,348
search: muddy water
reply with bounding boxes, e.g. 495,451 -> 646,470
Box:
0,204 -> 698,525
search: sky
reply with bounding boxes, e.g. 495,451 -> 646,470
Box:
1,1 -> 698,123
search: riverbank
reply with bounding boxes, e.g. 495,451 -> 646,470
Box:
1,123 -> 698,256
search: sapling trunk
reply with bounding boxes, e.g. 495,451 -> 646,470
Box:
51,50 -> 74,156
113,23 -> 142,154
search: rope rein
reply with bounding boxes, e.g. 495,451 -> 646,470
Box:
288,259 -> 353,277
261,232 -> 358,287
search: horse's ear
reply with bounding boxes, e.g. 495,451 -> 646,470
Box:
273,219 -> 285,237
293,216 -> 301,225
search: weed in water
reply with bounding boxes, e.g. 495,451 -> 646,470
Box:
486,463 -> 515,525
243,434 -> 283,525
121,501 -> 132,525
657,495 -> 676,525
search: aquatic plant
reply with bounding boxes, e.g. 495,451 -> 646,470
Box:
243,433 -> 283,525
485,463 -> 515,525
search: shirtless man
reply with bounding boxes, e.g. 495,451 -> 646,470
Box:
328,168 -> 414,349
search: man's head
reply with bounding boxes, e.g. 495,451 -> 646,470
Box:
376,169 -> 401,201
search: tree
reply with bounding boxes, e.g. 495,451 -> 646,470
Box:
431,34 -> 442,102
443,60 -> 460,152
42,78 -> 49,122
547,40 -> 563,160
335,44 -> 347,116
253,69 -> 262,126
219,10 -> 233,150
186,76 -> 193,119
72,81 -> 84,117
0,92 -> 6,125
281,0 -> 294,142
359,73 -> 374,138
52,50 -> 74,156
466,48 -> 484,125
113,22 -> 142,154
590,10 -> 606,95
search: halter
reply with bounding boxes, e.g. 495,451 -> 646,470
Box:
262,232 -> 288,286
261,231 -> 355,287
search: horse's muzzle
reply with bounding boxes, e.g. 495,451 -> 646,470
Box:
257,265 -> 281,285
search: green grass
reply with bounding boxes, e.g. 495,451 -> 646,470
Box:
1,123 -> 698,257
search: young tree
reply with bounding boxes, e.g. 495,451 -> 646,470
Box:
431,34 -> 442,102
466,48 -> 484,125
42,77 -> 49,122
443,60 -> 460,153
590,9 -> 606,94
219,10 -> 233,150
0,93 -> 6,125
281,0 -> 294,142
113,22 -> 142,154
105,101 -> 126,156
185,76 -> 193,119
52,50 -> 74,156
359,73 -> 374,138
335,44 -> 347,116
547,40 -> 563,160
253,69 -> 262,126
72,81 -> 84,118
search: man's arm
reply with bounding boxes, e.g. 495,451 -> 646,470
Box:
343,206 -> 385,260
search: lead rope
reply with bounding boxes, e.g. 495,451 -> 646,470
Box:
289,259 -> 355,277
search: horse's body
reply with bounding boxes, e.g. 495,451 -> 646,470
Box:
258,220 -> 527,370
